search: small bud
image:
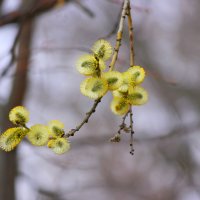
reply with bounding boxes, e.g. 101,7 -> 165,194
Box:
110,134 -> 121,143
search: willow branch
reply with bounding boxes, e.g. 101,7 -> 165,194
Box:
129,108 -> 134,155
109,0 -> 129,70
65,1 -> 130,139
104,8 -> 122,39
65,98 -> 101,138
73,0 -> 94,18
0,24 -> 22,80
0,0 -> 70,27
127,0 -> 135,66
117,110 -> 129,135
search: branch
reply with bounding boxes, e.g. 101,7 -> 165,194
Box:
73,0 -> 95,18
0,24 -> 22,80
127,0 -> 134,66
129,108 -> 134,155
118,110 -> 130,134
110,110 -> 130,142
0,0 -> 70,27
109,0 -> 129,70
103,8 -> 122,39
64,1 -> 130,139
65,98 -> 102,138
0,3 -> 34,199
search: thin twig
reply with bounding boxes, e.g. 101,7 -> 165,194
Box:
127,0 -> 135,155
0,0 -> 70,27
65,98 -> 101,138
127,0 -> 134,66
65,1 -> 130,139
73,0 -> 95,18
129,108 -> 134,155
109,0 -> 129,70
103,7 -> 122,39
110,109 -> 130,143
0,23 -> 22,80
117,110 -> 130,135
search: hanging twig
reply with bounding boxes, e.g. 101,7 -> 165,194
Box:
127,0 -> 135,155
109,0 -> 129,70
0,24 -> 22,80
127,0 -> 134,67
129,108 -> 134,155
0,0 -> 70,27
64,0 -> 130,139
73,0 -> 95,18
65,98 -> 101,138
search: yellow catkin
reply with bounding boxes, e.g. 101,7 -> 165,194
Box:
117,72 -> 133,93
110,97 -> 130,115
91,39 -> 113,61
80,77 -> 108,99
113,90 -> 126,99
127,86 -> 148,105
98,59 -> 107,71
47,137 -> 70,154
76,54 -> 98,76
127,66 -> 146,85
0,127 -> 27,151
101,71 -> 123,90
48,120 -> 65,138
9,106 -> 29,125
27,124 -> 50,146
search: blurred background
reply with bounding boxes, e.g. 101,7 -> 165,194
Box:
0,0 -> 200,200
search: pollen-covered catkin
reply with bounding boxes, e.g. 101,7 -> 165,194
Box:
101,71 -> 123,90
48,137 -> 70,154
27,124 -> 50,146
0,127 -> 27,151
91,39 -> 113,61
127,66 -> 146,85
48,120 -> 65,138
80,77 -> 108,99
9,106 -> 29,125
110,97 -> 130,115
127,86 -> 148,105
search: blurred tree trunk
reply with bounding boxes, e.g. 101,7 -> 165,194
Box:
0,0 -> 3,13
0,0 -> 35,199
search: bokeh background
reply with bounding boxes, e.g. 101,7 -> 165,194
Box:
0,0 -> 200,200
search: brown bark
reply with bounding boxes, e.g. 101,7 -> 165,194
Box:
0,0 -> 70,27
0,2 -> 34,200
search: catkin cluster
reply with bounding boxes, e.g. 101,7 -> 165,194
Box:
0,39 -> 148,154
77,39 -> 148,115
0,106 -> 70,154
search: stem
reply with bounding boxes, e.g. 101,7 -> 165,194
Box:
129,108 -> 134,155
65,98 -> 101,138
22,124 -> 30,130
65,1 -> 130,139
117,109 -> 130,135
109,0 -> 129,70
0,24 -> 22,80
127,0 -> 135,66
127,0 -> 135,155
